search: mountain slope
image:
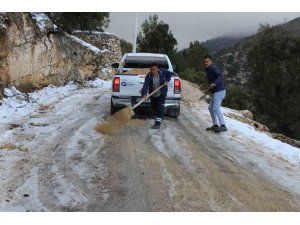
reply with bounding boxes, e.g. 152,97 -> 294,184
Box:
212,16 -> 300,86
201,36 -> 245,55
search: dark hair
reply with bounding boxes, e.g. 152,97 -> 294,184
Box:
150,62 -> 158,68
203,55 -> 212,60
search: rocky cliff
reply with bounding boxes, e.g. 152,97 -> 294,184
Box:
0,12 -> 121,94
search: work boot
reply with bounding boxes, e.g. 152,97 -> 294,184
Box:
219,125 -> 228,132
151,124 -> 161,129
206,125 -> 219,132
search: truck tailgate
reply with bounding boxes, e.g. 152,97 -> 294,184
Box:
119,74 -> 146,97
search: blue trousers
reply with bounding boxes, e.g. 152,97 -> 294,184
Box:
151,95 -> 166,125
208,90 -> 226,126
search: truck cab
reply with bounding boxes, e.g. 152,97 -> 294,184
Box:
111,53 -> 181,117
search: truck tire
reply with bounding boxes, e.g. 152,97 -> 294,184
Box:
111,99 -> 119,115
168,106 -> 180,117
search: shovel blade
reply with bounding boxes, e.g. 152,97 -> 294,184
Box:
130,109 -> 135,117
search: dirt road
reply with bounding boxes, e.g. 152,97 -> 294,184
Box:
0,82 -> 300,211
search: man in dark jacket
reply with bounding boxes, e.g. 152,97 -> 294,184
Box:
141,63 -> 171,129
204,55 -> 227,133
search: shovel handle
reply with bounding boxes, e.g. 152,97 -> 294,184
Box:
131,85 -> 164,110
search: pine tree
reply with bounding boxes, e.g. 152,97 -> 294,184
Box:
137,14 -> 177,55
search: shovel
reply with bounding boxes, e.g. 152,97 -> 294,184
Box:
199,94 -> 206,101
199,87 -> 212,101
130,85 -> 164,116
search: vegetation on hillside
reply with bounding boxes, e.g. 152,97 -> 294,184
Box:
202,36 -> 245,55
137,14 -> 177,55
47,13 -> 110,33
247,24 -> 300,139
120,39 -> 133,54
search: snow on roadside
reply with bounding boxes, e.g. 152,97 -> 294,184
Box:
0,78 -> 111,125
84,78 -> 111,89
200,106 -> 300,164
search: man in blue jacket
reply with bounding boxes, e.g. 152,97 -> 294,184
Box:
141,63 -> 171,129
204,55 -> 227,133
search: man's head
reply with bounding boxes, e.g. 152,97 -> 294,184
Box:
203,55 -> 213,68
150,62 -> 159,75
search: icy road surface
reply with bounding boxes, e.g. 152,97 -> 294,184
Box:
0,80 -> 299,211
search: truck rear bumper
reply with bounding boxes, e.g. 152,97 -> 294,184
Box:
111,96 -> 180,108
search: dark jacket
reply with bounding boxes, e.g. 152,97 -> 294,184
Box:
205,64 -> 226,93
141,68 -> 172,97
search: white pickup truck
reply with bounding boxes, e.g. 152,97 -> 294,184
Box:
111,53 -> 181,117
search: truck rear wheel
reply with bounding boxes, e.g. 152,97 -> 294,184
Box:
168,106 -> 180,117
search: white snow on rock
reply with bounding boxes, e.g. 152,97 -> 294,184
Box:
65,33 -> 109,54
101,68 -> 112,75
30,13 -> 51,32
72,30 -> 118,37
85,78 -> 111,89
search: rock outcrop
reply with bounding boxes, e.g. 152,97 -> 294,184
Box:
0,12 -> 121,92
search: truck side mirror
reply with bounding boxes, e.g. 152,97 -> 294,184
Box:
172,64 -> 176,70
112,63 -> 119,68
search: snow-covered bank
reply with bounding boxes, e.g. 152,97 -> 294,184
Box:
198,106 -> 300,164
0,79 -> 111,211
224,108 -> 300,163
0,79 -> 111,124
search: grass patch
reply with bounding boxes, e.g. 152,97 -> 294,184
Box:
0,143 -> 17,150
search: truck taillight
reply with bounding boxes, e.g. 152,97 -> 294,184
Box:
112,77 -> 120,92
174,79 -> 181,94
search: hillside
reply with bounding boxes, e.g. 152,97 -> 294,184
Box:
280,17 -> 300,35
201,36 -> 245,55
212,16 -> 300,86
211,16 -> 300,142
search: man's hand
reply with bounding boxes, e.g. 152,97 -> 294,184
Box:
204,87 -> 211,95
164,81 -> 168,86
210,83 -> 216,89
141,96 -> 147,101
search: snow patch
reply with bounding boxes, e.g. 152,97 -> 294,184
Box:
51,164 -> 88,207
0,79 -> 110,125
85,78 -> 112,89
197,106 -> 300,164
31,13 -> 50,32
101,67 -> 112,75
220,108 -> 300,164
72,30 -> 118,37
65,33 -> 109,54
158,158 -> 176,198
185,104 -> 300,195
149,129 -> 170,158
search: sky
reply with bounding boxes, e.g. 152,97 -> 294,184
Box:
107,12 -> 300,49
